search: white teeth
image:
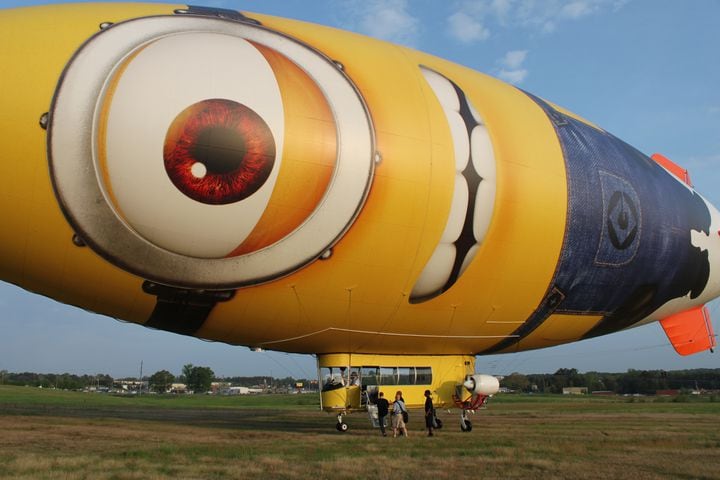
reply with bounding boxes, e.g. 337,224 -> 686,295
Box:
471,125 -> 495,182
420,67 -> 460,112
441,174 -> 469,244
449,111 -> 470,171
473,180 -> 495,243
459,244 -> 479,276
412,67 -> 496,302
471,125 -> 496,246
411,244 -> 457,299
422,67 -> 469,171
468,102 -> 483,125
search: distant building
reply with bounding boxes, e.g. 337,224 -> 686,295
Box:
210,382 -> 231,394
225,386 -> 264,395
591,390 -> 615,396
656,389 -> 680,396
170,383 -> 187,394
562,387 -> 588,395
113,380 -> 147,393
227,386 -> 250,395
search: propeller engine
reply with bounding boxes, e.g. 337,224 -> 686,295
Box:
463,374 -> 500,396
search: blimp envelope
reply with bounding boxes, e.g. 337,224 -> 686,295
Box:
0,3 -> 717,360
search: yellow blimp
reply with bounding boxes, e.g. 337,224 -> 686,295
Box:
0,3 -> 717,432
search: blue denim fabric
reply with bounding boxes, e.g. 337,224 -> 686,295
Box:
483,92 -> 711,353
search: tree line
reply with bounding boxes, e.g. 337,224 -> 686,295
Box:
0,371 -> 115,391
147,364 -> 216,393
5,367 -> 718,395
0,365 -> 313,394
501,368 -> 720,395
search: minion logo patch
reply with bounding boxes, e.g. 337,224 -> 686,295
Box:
597,171 -> 641,264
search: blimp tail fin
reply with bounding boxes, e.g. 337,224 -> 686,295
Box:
660,305 -> 716,356
651,153 -> 692,187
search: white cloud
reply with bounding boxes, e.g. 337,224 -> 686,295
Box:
514,0 -> 619,30
498,68 -> 528,84
612,0 -> 631,12
496,49 -> 529,84
446,0 -> 629,43
340,0 -> 421,46
499,49 -> 528,69
541,21 -> 557,33
559,1 -> 599,19
447,11 -> 491,43
490,0 -> 513,19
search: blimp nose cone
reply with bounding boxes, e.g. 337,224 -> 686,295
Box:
690,196 -> 720,302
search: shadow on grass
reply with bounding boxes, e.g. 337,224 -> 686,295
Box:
0,403 -> 364,434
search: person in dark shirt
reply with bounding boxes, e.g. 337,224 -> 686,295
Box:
424,389 -> 435,437
376,391 -> 389,436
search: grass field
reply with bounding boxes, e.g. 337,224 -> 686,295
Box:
1,386 -> 719,479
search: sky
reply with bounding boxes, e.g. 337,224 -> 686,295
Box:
1,0 -> 719,379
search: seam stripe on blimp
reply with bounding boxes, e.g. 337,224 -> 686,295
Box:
516,312 -> 603,351
259,327 -> 518,346
482,285 -> 568,354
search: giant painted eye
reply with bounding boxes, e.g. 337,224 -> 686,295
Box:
164,99 -> 276,205
97,32 -> 291,259
49,15 -> 374,288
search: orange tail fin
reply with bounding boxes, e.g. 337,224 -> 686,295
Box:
660,305 -> 716,356
651,153 -> 692,186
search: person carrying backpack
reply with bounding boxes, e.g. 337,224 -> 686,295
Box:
392,390 -> 408,437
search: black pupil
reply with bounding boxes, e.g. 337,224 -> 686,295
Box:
191,127 -> 246,174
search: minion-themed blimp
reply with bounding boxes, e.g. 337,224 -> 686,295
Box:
0,3 -> 717,432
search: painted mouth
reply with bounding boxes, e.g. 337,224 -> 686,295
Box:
410,67 -> 496,303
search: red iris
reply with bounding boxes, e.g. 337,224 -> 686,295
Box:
164,99 -> 276,205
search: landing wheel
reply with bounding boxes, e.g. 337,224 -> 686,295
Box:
460,419 -> 472,432
335,413 -> 348,432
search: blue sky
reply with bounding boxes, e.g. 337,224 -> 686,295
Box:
1,0 -> 719,379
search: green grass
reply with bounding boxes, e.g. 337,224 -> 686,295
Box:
1,386 -> 719,479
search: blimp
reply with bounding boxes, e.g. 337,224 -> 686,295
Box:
0,3 -> 717,432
